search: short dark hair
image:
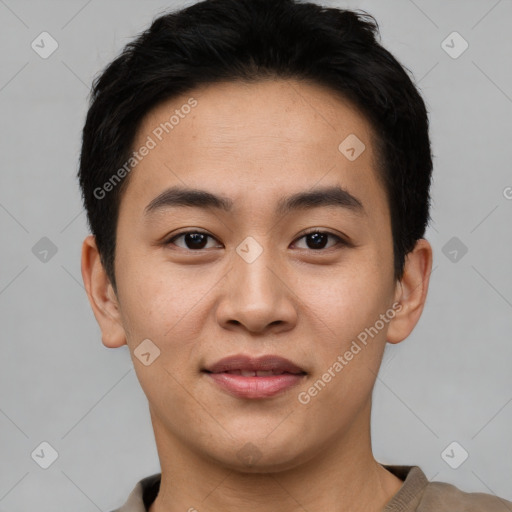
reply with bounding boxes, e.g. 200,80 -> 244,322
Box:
78,0 -> 432,291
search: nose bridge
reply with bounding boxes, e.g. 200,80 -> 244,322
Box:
232,236 -> 279,305
216,235 -> 296,333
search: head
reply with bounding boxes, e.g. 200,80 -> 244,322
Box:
80,0 -> 433,471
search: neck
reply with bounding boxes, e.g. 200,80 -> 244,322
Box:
148,401 -> 403,512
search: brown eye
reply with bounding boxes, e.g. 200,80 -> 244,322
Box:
166,231 -> 221,250
293,230 -> 346,250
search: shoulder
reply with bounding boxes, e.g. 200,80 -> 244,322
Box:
383,465 -> 511,512
420,480 -> 512,511
108,472 -> 161,512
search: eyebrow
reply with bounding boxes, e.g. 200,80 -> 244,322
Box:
144,185 -> 365,217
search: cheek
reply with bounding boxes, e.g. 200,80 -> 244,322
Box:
118,268 -> 210,409
294,265 -> 393,410
298,262 -> 392,341
117,255 -> 213,340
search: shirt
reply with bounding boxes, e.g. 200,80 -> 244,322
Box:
110,464 -> 512,511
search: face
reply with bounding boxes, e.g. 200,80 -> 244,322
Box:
103,79 -> 407,470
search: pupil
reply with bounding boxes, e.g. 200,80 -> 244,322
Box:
186,233 -> 207,249
308,232 -> 327,249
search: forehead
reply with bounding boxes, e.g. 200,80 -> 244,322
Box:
121,78 -> 389,225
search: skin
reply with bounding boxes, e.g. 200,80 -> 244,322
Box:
81,78 -> 432,512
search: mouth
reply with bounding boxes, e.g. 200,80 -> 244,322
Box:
203,354 -> 307,399
213,369 -> 299,376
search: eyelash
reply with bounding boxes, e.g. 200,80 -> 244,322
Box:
164,228 -> 348,251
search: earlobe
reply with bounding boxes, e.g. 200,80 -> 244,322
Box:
386,238 -> 433,345
80,235 -> 127,348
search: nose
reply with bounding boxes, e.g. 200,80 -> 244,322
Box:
215,245 -> 298,335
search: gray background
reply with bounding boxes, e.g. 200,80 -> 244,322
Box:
1,0 -> 511,510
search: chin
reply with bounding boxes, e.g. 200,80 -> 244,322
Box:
202,434 -> 315,474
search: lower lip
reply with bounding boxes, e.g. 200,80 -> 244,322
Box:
205,372 -> 306,399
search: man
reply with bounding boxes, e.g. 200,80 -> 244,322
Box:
78,0 -> 511,510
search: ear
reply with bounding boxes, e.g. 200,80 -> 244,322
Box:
386,238 -> 433,345
81,235 -> 127,348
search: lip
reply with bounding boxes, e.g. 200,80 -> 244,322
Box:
203,354 -> 307,399
205,354 -> 306,374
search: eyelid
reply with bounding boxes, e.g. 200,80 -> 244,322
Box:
296,227 -> 345,239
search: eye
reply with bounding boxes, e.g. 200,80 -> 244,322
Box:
166,230 -> 221,250
165,229 -> 348,251
293,230 -> 346,250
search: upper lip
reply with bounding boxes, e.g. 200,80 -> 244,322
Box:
204,354 -> 307,374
